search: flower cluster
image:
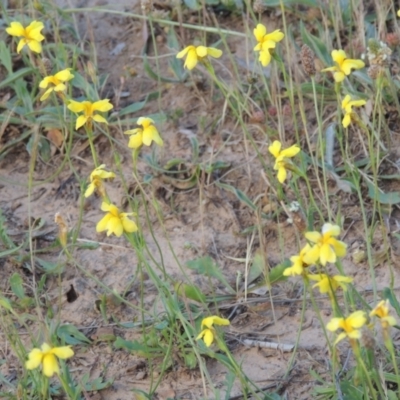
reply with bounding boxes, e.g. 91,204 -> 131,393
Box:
268,140 -> 300,183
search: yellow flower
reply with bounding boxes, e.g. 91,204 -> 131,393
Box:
6,20 -> 45,53
25,343 -> 74,377
322,49 -> 365,82
67,99 -> 113,130
124,117 -> 163,149
308,274 -> 353,296
39,69 -> 74,101
341,95 -> 366,128
96,202 -> 138,237
283,244 -> 312,276
196,315 -> 230,347
370,300 -> 396,329
268,140 -> 300,183
253,23 -> 284,67
327,311 -> 366,344
84,164 -> 115,198
176,45 -> 222,70
303,223 -> 347,266
398,10 -> 400,17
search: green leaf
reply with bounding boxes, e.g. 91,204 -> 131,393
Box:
174,282 -> 207,303
143,55 -> 182,83
57,324 -> 91,345
366,181 -> 400,205
81,373 -> 114,391
10,273 -> 25,299
117,101 -> 146,117
184,0 -> 201,10
216,182 -> 257,211
0,67 -> 34,90
186,256 -> 235,294
0,296 -> 12,311
113,337 -> 160,353
0,41 -> 13,73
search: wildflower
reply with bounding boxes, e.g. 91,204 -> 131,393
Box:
398,10 -> 400,17
6,20 -> 45,53
96,202 -> 137,237
176,45 -> 222,70
253,23 -> 284,67
303,223 -> 347,266
308,274 -> 353,296
341,95 -> 366,128
124,117 -> 163,149
268,140 -> 300,183
283,244 -> 312,276
327,311 -> 366,344
25,343 -> 74,377
370,300 -> 396,329
67,99 -> 113,130
39,69 -> 74,101
85,164 -> 115,198
322,50 -> 365,82
196,315 -> 230,347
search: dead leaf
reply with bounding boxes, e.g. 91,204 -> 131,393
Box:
46,128 -> 64,147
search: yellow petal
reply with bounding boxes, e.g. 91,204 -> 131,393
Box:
280,145 -> 300,158
196,46 -> 208,58
92,114 -> 108,125
128,132 -> 143,149
53,83 -> 66,92
16,38 -> 27,53
121,216 -> 138,233
176,45 -> 192,59
277,166 -> 287,183
334,332 -> 347,345
323,223 -> 340,237
268,140 -> 282,158
42,353 -> 59,377
101,202 -> 114,212
75,115 -> 88,130
184,48 -> 198,70
304,231 -> 321,243
107,216 -> 124,237
333,71 -> 345,82
398,10 -> 400,17
40,88 -> 53,101
54,69 -> 74,82
326,317 -> 342,332
330,238 -> 347,257
67,101 -> 84,112
92,99 -> 113,112
51,346 -> 74,359
84,182 -> 96,197
25,348 -> 43,370
254,24 -> 267,42
27,40 -> 42,54
342,113 -> 351,128
137,117 -> 154,127
258,49 -> 272,67
302,244 -> 320,264
261,40 -> 277,52
319,243 -> 336,265
96,214 -> 112,233
26,21 -> 45,41
210,316 -> 230,326
203,329 -> 214,347
206,47 -> 222,58
196,329 -> 207,340
348,311 -> 366,328
142,126 -> 160,146
321,66 -> 337,73
341,95 -> 351,110
331,49 -> 347,65
341,59 -> 365,75
349,99 -> 366,108
264,29 -> 284,43
6,21 -> 25,37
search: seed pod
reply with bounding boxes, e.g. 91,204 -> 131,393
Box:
300,44 -> 316,76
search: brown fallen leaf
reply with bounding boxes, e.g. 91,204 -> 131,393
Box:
46,128 -> 64,147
